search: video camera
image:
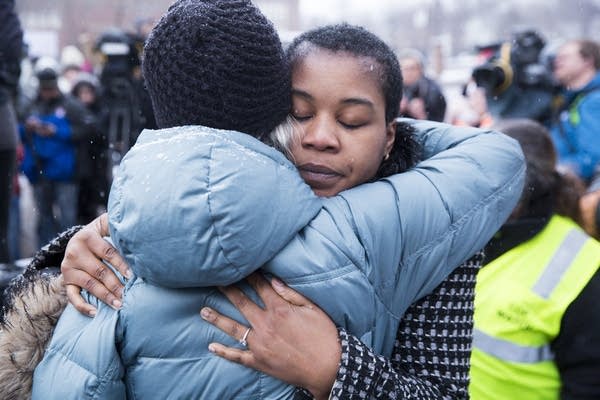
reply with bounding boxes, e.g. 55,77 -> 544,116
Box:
471,30 -> 556,121
473,30 -> 554,94
95,28 -> 145,179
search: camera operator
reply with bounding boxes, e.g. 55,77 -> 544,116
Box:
472,30 -> 555,123
95,28 -> 156,181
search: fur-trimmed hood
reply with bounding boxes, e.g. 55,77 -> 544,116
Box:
0,274 -> 67,399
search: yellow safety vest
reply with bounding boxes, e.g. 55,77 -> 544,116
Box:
469,215 -> 600,400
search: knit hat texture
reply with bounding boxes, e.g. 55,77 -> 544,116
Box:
143,0 -> 291,138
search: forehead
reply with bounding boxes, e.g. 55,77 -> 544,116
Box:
399,57 -> 420,69
557,42 -> 581,58
293,48 -> 383,92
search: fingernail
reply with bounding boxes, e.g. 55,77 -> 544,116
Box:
200,307 -> 211,319
125,268 -> 133,279
88,309 -> 97,317
112,299 -> 122,309
208,343 -> 216,353
271,277 -> 284,290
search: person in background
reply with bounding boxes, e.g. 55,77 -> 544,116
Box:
58,45 -> 86,93
550,39 -> 600,184
7,144 -> 24,261
19,66 -> 92,248
399,48 -> 447,122
71,73 -> 109,223
0,0 -> 23,263
451,79 -> 495,128
469,118 -> 600,400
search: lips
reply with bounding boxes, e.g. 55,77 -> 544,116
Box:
297,163 -> 343,192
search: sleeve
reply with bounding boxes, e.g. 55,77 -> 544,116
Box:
329,329 -> 447,399
45,112 -> 72,141
22,225 -> 84,279
553,267 -> 600,400
327,253 -> 481,400
337,120 -> 525,312
108,128 -> 322,288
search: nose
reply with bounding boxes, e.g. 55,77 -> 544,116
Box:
301,115 -> 340,152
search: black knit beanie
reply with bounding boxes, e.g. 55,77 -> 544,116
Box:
143,0 -> 291,138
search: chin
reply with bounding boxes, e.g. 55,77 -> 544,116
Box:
314,189 -> 337,198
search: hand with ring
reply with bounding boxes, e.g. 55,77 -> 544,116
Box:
200,272 -> 341,400
239,327 -> 251,347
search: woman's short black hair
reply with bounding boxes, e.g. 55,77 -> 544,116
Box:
287,23 -> 402,124
287,23 -> 419,177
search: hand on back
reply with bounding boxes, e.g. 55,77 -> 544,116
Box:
61,213 -> 131,316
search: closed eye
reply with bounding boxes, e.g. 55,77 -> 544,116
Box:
292,114 -> 312,122
339,121 -> 366,129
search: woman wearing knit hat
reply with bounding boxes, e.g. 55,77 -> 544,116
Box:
2,2 -> 523,400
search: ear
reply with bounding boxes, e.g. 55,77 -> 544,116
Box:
384,120 -> 396,156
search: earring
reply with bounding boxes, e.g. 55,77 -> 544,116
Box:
384,153 -> 390,161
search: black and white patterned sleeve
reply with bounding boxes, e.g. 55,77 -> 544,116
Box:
328,328 -> 448,400
326,251 -> 484,400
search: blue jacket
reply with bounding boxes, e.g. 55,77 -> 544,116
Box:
550,72 -> 600,180
33,120 -> 526,399
20,95 -> 90,183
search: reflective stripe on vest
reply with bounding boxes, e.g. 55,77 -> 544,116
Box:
472,328 -> 554,364
532,228 -> 588,299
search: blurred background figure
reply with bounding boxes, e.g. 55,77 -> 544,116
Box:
469,119 -> 600,400
58,45 -> 86,93
451,79 -> 495,128
0,0 -> 24,263
19,66 -> 92,248
549,39 -> 600,184
71,73 -> 109,224
399,48 -> 447,121
94,28 -> 156,180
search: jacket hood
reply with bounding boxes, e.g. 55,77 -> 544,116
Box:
108,125 -> 321,287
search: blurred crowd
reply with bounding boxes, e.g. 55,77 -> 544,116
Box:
1,9 -> 157,261
2,11 -> 599,265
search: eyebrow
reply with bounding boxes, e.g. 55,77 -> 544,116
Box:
292,88 -> 375,109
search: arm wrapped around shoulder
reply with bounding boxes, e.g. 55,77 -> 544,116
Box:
108,126 -> 321,288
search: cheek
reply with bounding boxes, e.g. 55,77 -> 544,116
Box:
289,139 -> 304,161
348,138 -> 386,180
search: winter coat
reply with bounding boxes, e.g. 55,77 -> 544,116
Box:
550,72 -> 600,181
29,120 -> 525,399
19,94 -> 93,183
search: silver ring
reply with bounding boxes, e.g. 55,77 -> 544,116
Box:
239,327 -> 251,347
